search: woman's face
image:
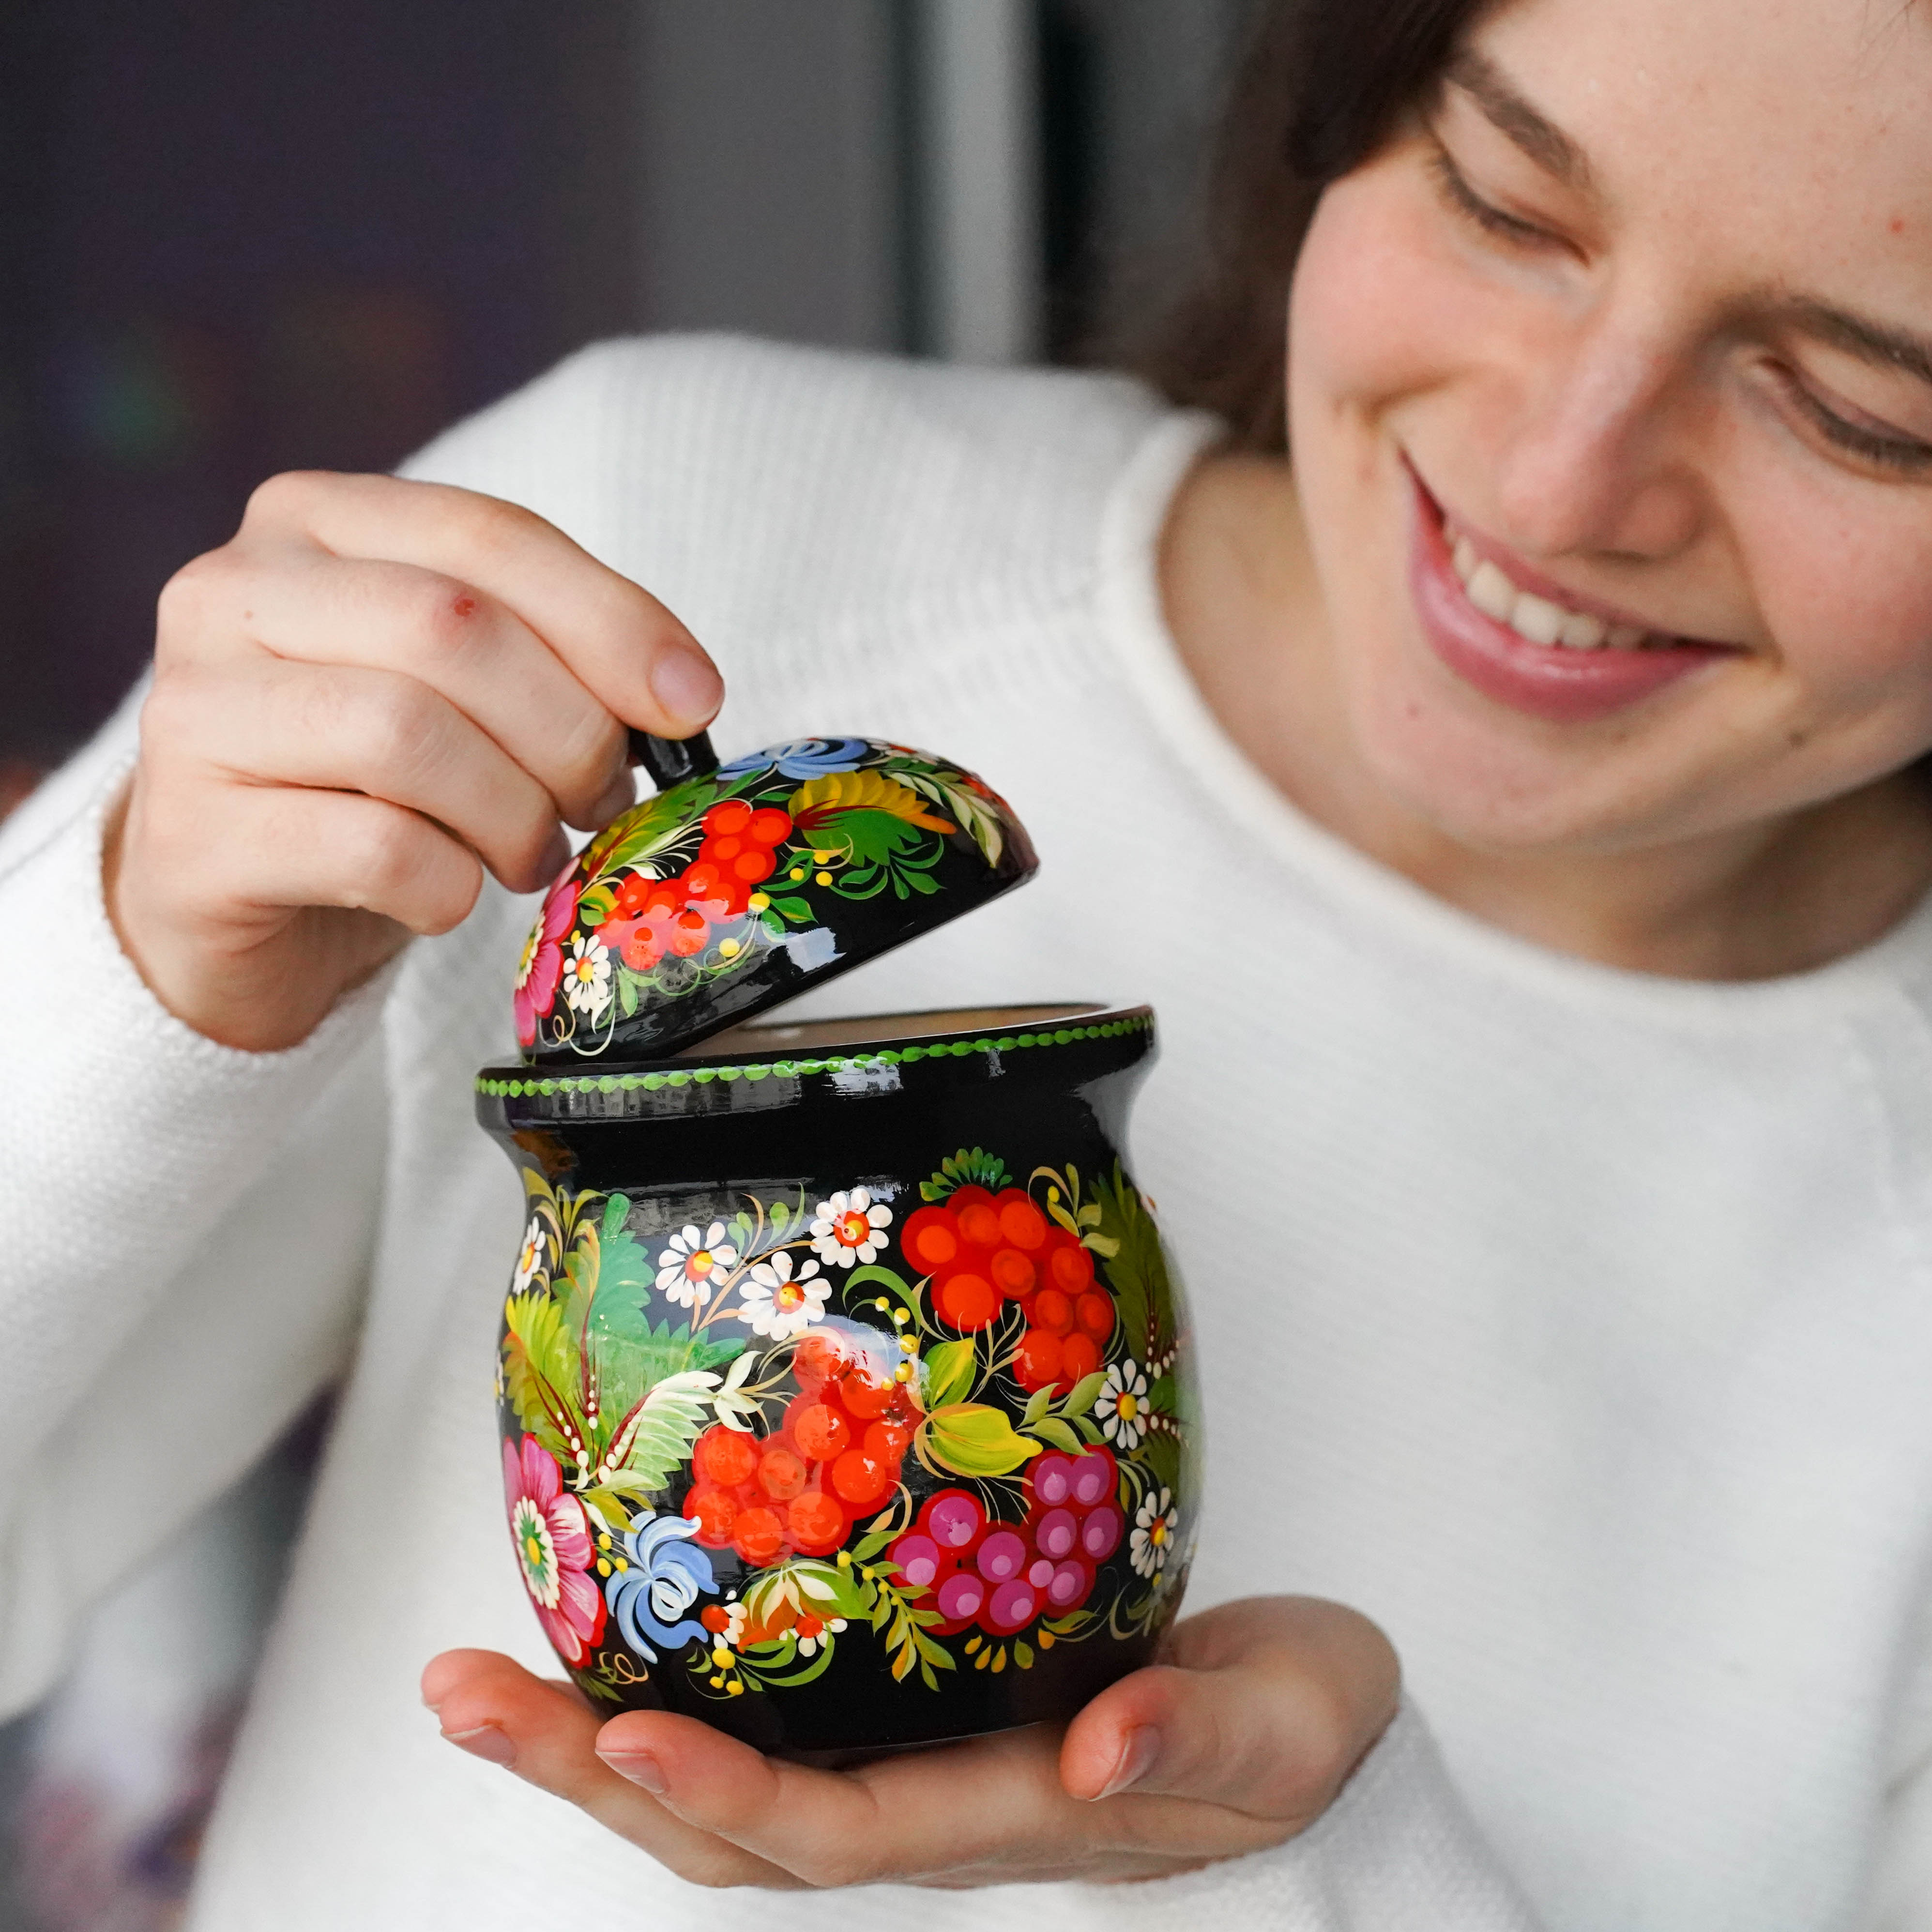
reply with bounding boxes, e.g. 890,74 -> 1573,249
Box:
1288,0 -> 1932,853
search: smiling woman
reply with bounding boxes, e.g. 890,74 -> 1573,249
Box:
1159,0 -> 1932,980
12,0 -> 1932,1928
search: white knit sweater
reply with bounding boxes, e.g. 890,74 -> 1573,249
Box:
7,336 -> 1932,1931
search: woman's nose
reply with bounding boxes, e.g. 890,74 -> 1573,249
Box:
1489,320 -> 1705,565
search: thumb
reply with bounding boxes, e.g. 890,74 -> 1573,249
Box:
1059,1596 -> 1401,1823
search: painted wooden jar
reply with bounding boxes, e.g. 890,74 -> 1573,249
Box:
476,736 -> 1198,1754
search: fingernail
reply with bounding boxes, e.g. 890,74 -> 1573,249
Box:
442,1724 -> 517,1768
649,640 -> 724,730
596,1747 -> 668,1794
1093,1725 -> 1160,1800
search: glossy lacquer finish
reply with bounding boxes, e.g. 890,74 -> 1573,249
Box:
475,1005 -> 1198,1754
514,737 -> 1037,1065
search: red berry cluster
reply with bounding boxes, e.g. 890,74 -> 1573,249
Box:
684,1330 -> 914,1569
598,800 -> 794,973
901,1187 -> 1114,1393
886,1448 -> 1123,1640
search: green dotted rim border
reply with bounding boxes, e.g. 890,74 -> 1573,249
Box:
476,1011 -> 1152,1101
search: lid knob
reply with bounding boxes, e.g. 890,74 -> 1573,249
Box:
628,729 -> 720,790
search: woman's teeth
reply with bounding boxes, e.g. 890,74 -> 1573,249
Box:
1450,534 -> 1653,652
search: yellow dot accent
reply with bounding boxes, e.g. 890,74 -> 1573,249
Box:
595,1559 -> 611,1578
727,1679 -> 745,1696
709,1674 -> 725,1689
1039,1629 -> 1055,1649
788,867 -> 806,881
614,1558 -> 628,1572
813,850 -> 834,863
712,1647 -> 731,1669
596,1533 -> 611,1550
717,938 -> 741,958
748,893 -> 770,911
837,1551 -> 852,1567
815,872 -> 833,887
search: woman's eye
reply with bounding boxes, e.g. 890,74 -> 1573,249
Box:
1428,147 -> 1558,252
1777,370 -> 1932,477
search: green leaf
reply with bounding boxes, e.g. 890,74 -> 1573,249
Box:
917,1404 -> 1042,1479
1014,1640 -> 1034,1669
602,1369 -> 724,1495
771,895 -> 815,922
843,1263 -> 916,1302
586,782 -> 716,878
501,1292 -> 578,1458
577,882 -> 618,929
618,972 -> 639,1017
787,1559 -> 869,1620
1093,1166 -> 1174,1363
1027,1416 -> 1083,1454
1021,1384 -> 1052,1429
922,1338 -> 978,1411
1141,1427 -> 1184,1500
919,1147 -> 1013,1203
1059,1371 -> 1108,1421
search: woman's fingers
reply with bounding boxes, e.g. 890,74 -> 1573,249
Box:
240,471 -> 723,739
420,1651 -> 802,1890
1061,1597 -> 1402,1824
187,548 -> 634,830
138,778 -> 487,940
589,1708 -> 1261,1885
152,653 -> 568,895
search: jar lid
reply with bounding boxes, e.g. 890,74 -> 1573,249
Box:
514,732 -> 1038,1066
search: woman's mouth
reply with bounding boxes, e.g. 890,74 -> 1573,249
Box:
1405,465 -> 1736,724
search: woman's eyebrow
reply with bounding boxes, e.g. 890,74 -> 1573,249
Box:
1770,296 -> 1932,393
1443,47 -> 1595,194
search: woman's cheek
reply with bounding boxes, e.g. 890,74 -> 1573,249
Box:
1740,473 -> 1932,730
1291,156 -> 1524,443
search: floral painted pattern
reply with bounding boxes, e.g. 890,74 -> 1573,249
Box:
656,1224 -> 738,1308
513,872 -> 578,1049
497,1146 -> 1193,1707
515,741 -> 1020,1060
605,1512 -> 717,1660
809,1187 -> 893,1269
504,1433 -> 607,1665
736,1251 -> 829,1340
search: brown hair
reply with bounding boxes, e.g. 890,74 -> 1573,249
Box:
1142,0 -> 1488,449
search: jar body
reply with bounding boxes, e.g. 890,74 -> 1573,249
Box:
476,1006 -> 1199,1754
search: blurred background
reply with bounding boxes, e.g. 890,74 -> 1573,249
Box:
0,1 -> 1257,1921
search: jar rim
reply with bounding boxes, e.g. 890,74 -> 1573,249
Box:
474,1002 -> 1155,1123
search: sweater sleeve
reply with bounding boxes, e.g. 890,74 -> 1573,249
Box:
1093,1702 -> 1543,1931
0,683 -> 390,1716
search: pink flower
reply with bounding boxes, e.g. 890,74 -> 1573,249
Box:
502,1433 -> 606,1665
514,873 -> 579,1048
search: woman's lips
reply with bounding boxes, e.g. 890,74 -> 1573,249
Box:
1406,469 -> 1733,725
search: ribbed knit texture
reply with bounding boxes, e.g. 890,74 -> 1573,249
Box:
7,336 -> 1932,1928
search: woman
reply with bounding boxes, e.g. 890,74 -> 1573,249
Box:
6,0 -> 1932,1922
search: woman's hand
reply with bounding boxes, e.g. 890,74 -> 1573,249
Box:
108,471 -> 723,1051
420,1597 -> 1400,1889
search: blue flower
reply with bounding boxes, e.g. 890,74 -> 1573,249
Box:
604,1510 -> 717,1661
715,738 -> 871,783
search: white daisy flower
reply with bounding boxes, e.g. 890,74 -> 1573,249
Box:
1130,1487 -> 1178,1579
736,1250 -> 830,1339
561,933 -> 612,1018
1094,1359 -> 1149,1450
512,1216 -> 547,1292
655,1223 -> 738,1308
809,1186 -> 893,1268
